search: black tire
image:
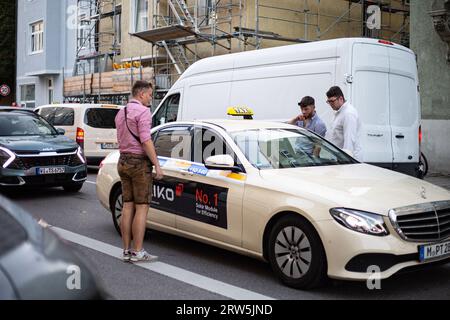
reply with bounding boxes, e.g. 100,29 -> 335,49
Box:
63,183 -> 84,193
419,152 -> 429,178
267,215 -> 327,289
110,186 -> 123,235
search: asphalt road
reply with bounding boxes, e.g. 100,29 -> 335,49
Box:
4,171 -> 450,300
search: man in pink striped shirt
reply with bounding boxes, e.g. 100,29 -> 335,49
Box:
115,80 -> 163,263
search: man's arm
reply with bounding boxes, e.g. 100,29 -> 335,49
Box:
288,114 -> 304,125
137,109 -> 163,180
142,140 -> 164,180
342,114 -> 358,153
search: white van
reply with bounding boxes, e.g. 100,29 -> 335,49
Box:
35,104 -> 123,165
152,37 -> 422,177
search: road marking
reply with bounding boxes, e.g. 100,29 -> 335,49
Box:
85,181 -> 96,185
52,226 -> 275,300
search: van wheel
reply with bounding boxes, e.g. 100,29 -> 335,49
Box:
63,183 -> 83,193
267,215 -> 327,289
110,187 -> 123,235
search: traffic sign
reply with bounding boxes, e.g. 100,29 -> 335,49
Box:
0,84 -> 11,97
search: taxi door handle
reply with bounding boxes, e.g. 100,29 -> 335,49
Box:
180,170 -> 194,177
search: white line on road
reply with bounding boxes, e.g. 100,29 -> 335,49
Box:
85,181 -> 96,185
52,226 -> 275,300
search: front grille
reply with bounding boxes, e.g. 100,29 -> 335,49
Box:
390,201 -> 450,242
8,153 -> 83,170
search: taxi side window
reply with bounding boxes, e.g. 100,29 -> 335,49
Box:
193,128 -> 234,164
154,126 -> 192,161
153,94 -> 180,127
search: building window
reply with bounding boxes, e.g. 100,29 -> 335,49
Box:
30,21 -> 44,53
78,14 -> 87,49
115,13 -> 122,45
48,78 -> 54,104
20,84 -> 36,108
133,0 -> 148,33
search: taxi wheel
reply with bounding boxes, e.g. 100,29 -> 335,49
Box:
63,183 -> 83,193
110,187 -> 123,235
267,215 -> 327,289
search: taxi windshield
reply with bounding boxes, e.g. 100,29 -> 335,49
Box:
0,113 -> 58,136
231,128 -> 357,169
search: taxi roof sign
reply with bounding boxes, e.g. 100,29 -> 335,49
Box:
227,107 -> 254,120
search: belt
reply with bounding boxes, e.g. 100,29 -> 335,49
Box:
120,153 -> 148,159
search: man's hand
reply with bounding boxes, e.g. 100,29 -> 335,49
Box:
154,166 -> 164,180
288,114 -> 305,125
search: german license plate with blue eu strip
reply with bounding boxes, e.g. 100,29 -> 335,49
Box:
419,240 -> 450,262
36,167 -> 66,175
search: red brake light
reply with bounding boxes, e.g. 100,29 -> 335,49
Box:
76,127 -> 85,148
378,40 -> 394,46
99,160 -> 105,169
419,126 -> 422,145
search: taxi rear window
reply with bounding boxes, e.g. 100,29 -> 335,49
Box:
85,108 -> 119,129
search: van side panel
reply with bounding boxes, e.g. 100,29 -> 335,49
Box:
229,60 -> 337,124
352,43 -> 393,163
388,48 -> 420,165
183,71 -> 233,120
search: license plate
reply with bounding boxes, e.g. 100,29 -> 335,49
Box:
419,240 -> 450,262
37,167 -> 66,175
101,143 -> 119,150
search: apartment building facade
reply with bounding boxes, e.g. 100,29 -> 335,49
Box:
16,0 -> 78,108
67,0 -> 409,103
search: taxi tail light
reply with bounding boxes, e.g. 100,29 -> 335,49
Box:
76,127 -> 85,149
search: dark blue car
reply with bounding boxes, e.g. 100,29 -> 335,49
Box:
0,108 -> 87,192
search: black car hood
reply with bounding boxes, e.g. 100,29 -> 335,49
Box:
0,135 -> 77,153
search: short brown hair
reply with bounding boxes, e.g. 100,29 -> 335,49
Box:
326,86 -> 345,99
132,80 -> 153,97
298,96 -> 315,108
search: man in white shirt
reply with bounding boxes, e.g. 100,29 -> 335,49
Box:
326,86 -> 363,161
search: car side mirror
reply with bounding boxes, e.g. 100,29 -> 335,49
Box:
205,155 -> 243,173
56,128 -> 66,135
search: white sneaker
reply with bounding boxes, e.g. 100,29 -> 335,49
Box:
122,249 -> 131,262
130,249 -> 158,263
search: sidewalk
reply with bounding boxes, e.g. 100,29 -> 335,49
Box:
425,173 -> 450,191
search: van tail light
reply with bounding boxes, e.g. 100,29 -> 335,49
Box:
76,127 -> 85,149
378,40 -> 394,45
419,125 -> 422,146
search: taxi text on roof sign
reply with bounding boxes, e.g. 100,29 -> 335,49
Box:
227,107 -> 254,119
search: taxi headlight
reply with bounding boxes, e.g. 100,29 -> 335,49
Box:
330,208 -> 389,236
77,147 -> 86,164
0,147 -> 16,169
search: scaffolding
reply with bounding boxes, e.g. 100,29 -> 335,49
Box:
66,0 -> 123,103
65,0 -> 410,105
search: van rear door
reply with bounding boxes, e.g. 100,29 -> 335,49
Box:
83,106 -> 121,161
351,43 -> 393,164
388,47 -> 420,167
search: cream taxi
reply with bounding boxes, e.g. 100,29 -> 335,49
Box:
96,116 -> 450,289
